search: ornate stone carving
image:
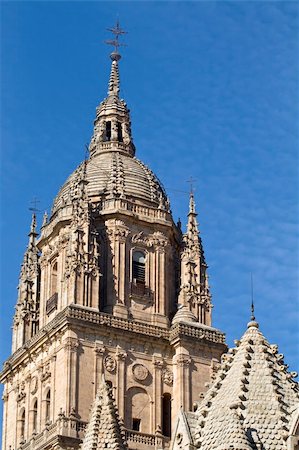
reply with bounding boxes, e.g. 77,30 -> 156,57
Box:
153,359 -> 164,369
104,355 -> 116,373
163,369 -> 173,386
41,362 -> 51,382
94,344 -> 106,355
176,354 -> 191,367
132,363 -> 149,382
131,231 -> 169,249
16,381 -> 26,403
30,376 -> 38,395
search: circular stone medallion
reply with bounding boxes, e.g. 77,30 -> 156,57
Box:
132,363 -> 149,382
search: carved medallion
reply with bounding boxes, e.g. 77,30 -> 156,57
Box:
104,355 -> 116,373
163,369 -> 173,386
132,363 -> 149,382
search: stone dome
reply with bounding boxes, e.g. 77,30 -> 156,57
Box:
51,151 -> 168,216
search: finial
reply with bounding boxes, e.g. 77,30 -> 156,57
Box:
189,191 -> 196,214
187,176 -> 196,195
247,273 -> 259,328
30,213 -> 37,235
250,273 -> 255,321
42,211 -> 48,227
28,213 -> 38,245
105,20 -> 127,61
29,197 -> 40,214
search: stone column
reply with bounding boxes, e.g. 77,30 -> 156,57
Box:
116,347 -> 127,420
64,338 -> 79,415
153,358 -> 164,434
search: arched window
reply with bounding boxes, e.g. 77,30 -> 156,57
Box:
132,251 -> 146,284
126,387 -> 150,434
18,408 -> 26,443
45,390 -> 51,422
33,399 -> 38,432
162,393 -> 171,437
51,261 -> 58,295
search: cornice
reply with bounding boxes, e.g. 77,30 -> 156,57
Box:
1,305 -> 226,381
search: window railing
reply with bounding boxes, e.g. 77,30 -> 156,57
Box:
130,282 -> 151,298
46,292 -> 58,315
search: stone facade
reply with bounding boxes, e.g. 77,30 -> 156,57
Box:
1,41 -> 226,450
2,29 -> 298,450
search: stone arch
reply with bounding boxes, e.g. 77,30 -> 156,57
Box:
17,406 -> 26,444
29,397 -> 38,434
126,386 -> 151,433
50,260 -> 58,296
42,386 -> 51,425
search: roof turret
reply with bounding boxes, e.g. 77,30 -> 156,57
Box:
82,377 -> 127,450
89,21 -> 135,158
193,318 -> 299,450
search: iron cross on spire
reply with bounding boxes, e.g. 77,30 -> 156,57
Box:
105,20 -> 127,55
29,197 -> 41,213
186,177 -> 197,194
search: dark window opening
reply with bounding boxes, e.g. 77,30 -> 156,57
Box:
117,122 -> 123,142
33,400 -> 38,431
162,393 -> 171,437
105,121 -> 111,141
20,409 -> 25,438
45,390 -> 51,422
132,418 -> 141,431
51,261 -> 58,296
132,251 -> 146,284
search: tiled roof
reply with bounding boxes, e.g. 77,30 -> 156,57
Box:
193,320 -> 299,450
82,378 -> 127,450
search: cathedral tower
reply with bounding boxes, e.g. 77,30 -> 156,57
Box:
1,24 -> 226,450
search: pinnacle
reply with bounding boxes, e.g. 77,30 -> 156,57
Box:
108,59 -> 120,97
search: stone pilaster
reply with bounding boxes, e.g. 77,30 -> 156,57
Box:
115,347 -> 127,420
64,338 -> 79,415
174,353 -> 191,412
153,358 -> 164,433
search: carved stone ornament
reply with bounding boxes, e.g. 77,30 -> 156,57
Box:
104,355 -> 117,373
30,376 -> 38,395
163,369 -> 173,386
132,363 -> 149,382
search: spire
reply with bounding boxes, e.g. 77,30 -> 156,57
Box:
12,214 -> 40,351
187,191 -> 199,237
248,273 -> 259,328
89,21 -> 135,158
28,213 -> 38,245
178,192 -> 212,325
108,57 -> 120,97
105,20 -> 126,98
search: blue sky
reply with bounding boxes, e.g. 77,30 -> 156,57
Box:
1,0 -> 298,424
